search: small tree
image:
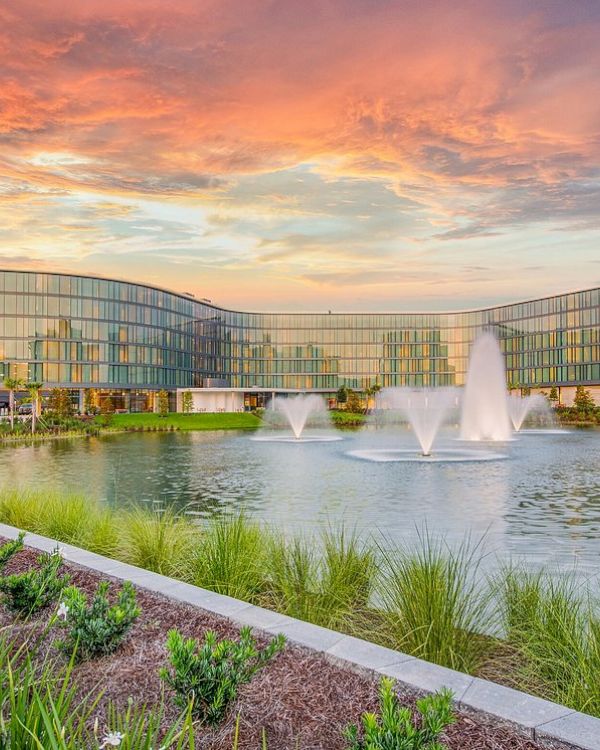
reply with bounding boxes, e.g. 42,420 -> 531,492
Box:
574,385 -> 595,414
83,388 -> 98,415
346,389 -> 363,414
26,382 -> 43,434
47,388 -> 73,419
181,390 -> 193,415
336,385 -> 348,405
157,390 -> 169,417
548,386 -> 559,406
3,376 -> 23,430
97,395 -> 115,428
363,382 -> 382,414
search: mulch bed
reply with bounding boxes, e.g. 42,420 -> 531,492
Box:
0,542 -> 561,750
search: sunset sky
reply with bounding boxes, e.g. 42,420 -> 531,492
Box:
1,0 -> 599,311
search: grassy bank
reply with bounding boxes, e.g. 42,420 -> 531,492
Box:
104,412 -> 262,432
0,490 -> 598,719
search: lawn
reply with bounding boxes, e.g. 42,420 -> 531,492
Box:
107,412 -> 262,431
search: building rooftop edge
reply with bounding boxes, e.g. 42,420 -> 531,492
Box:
0,268 -> 597,318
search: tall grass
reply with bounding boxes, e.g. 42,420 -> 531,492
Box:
118,507 -> 200,579
0,489 -> 119,556
265,534 -> 319,621
499,567 -> 600,714
192,513 -> 265,600
378,533 -> 492,673
264,528 -> 375,630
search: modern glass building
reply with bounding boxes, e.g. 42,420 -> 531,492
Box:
0,269 -> 598,409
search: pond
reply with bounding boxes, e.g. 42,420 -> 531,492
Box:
1,426 -> 599,575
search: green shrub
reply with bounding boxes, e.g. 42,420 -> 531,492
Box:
160,625 -> 285,726
0,532 -> 24,572
0,548 -> 70,617
344,678 -> 455,750
57,580 -> 141,661
192,514 -> 265,601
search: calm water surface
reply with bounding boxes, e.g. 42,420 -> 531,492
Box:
1,427 -> 599,575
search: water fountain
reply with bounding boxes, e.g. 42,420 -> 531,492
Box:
507,393 -> 547,431
507,393 -> 567,434
252,393 -> 342,443
381,387 -> 458,456
460,332 -> 512,442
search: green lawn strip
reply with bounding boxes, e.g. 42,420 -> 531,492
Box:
106,412 -> 262,431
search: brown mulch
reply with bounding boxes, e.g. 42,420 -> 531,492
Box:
0,543 -> 559,750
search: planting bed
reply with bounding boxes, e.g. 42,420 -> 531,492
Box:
0,541 -> 560,750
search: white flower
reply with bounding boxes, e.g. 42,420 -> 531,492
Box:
55,546 -> 66,558
100,731 -> 124,748
57,602 -> 69,620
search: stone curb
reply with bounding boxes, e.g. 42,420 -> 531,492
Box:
1,522 -> 597,750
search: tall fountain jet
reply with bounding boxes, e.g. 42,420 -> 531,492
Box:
460,332 -> 512,441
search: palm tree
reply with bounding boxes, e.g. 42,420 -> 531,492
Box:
363,382 -> 382,414
3,377 -> 23,430
26,382 -> 44,434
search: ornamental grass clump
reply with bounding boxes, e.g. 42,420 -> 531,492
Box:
265,534 -> 318,622
378,533 -> 491,674
499,567 -> 600,714
344,678 -> 455,750
57,580 -> 141,661
118,507 -> 200,579
320,528 -> 375,630
0,532 -> 24,572
192,514 -> 266,601
0,548 -> 69,617
160,625 -> 285,726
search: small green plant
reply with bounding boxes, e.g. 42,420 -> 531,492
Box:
344,678 -> 455,750
57,580 -> 141,661
0,548 -> 70,617
160,625 -> 285,726
0,532 -> 24,572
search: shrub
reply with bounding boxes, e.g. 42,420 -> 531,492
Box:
0,548 -> 70,616
160,625 -> 285,726
57,580 -> 141,661
0,532 -> 24,572
345,678 -> 455,749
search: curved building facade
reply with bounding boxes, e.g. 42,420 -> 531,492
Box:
0,270 -> 598,408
